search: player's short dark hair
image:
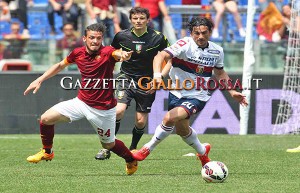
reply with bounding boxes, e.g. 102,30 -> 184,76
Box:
85,23 -> 106,36
188,17 -> 214,33
129,7 -> 150,19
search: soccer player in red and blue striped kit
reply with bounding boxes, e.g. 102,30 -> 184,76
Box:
24,23 -> 138,175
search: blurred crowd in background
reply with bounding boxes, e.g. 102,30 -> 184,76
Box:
0,0 -> 296,71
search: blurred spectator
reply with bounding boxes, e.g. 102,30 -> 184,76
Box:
275,3 -> 300,41
5,0 -> 34,35
135,0 -> 171,32
258,0 -> 284,11
256,2 -> 284,42
56,23 -> 83,66
0,1 -> 11,21
0,41 -> 9,60
3,21 -> 29,59
117,0 -> 131,6
47,0 -> 81,34
117,0 -> 131,30
85,0 -> 120,45
211,0 -> 245,38
277,3 -> 291,40
181,0 -> 201,38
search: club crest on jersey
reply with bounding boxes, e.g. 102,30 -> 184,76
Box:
136,44 -> 142,54
95,55 -> 101,60
196,65 -> 204,74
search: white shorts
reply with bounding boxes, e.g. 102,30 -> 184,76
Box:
52,97 -> 116,143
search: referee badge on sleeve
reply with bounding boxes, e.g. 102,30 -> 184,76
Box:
117,90 -> 125,99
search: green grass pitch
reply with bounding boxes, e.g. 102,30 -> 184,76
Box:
0,134 -> 299,193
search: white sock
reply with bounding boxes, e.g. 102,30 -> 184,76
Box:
181,127 -> 205,154
144,123 -> 174,151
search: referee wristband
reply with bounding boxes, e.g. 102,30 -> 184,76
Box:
153,73 -> 162,78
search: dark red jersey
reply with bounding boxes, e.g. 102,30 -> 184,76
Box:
65,46 -> 117,110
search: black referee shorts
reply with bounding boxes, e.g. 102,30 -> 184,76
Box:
115,74 -> 156,113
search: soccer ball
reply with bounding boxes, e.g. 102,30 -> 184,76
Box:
201,161 -> 229,183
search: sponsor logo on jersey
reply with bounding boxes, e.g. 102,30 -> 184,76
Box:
136,44 -> 142,54
132,41 -> 145,44
176,40 -> 187,47
188,56 -> 219,66
207,50 -> 220,54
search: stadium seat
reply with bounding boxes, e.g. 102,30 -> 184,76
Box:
54,13 -> 63,35
0,21 -> 11,35
238,0 -> 248,6
28,11 -> 64,40
33,0 -> 48,6
169,14 -> 182,39
28,11 -> 49,39
201,0 -> 210,6
0,59 -> 32,71
165,0 -> 181,5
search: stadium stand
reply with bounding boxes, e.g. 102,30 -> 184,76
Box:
0,0 -> 288,72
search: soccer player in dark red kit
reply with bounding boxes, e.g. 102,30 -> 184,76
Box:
24,23 -> 137,175
94,7 -> 171,160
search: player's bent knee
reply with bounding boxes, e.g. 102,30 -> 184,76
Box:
116,108 -> 126,120
40,114 -> 53,125
116,112 -> 125,120
163,116 -> 176,126
136,119 -> 147,128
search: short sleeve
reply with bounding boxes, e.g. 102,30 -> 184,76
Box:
164,38 -> 189,58
215,48 -> 224,69
111,32 -> 121,49
158,34 -> 170,51
66,49 -> 77,64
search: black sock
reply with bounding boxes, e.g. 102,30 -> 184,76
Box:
115,119 -> 121,135
130,126 -> 145,150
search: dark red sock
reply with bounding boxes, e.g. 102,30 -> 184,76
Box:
110,139 -> 134,163
40,121 -> 54,150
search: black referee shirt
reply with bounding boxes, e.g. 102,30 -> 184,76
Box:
111,27 -> 170,79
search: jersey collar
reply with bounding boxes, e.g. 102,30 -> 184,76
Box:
198,42 -> 209,51
131,27 -> 148,37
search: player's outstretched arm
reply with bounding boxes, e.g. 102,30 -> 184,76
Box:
112,48 -> 133,62
161,59 -> 172,78
153,51 -> 172,79
213,68 -> 248,107
24,60 -> 68,95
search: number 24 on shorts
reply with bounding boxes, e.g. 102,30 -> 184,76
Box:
97,128 -> 111,137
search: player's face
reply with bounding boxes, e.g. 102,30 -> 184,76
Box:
130,13 -> 149,30
191,26 -> 211,48
83,30 -> 103,54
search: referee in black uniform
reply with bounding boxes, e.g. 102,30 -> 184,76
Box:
95,7 -> 171,160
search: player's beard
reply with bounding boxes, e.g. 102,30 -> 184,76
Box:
86,44 -> 100,54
